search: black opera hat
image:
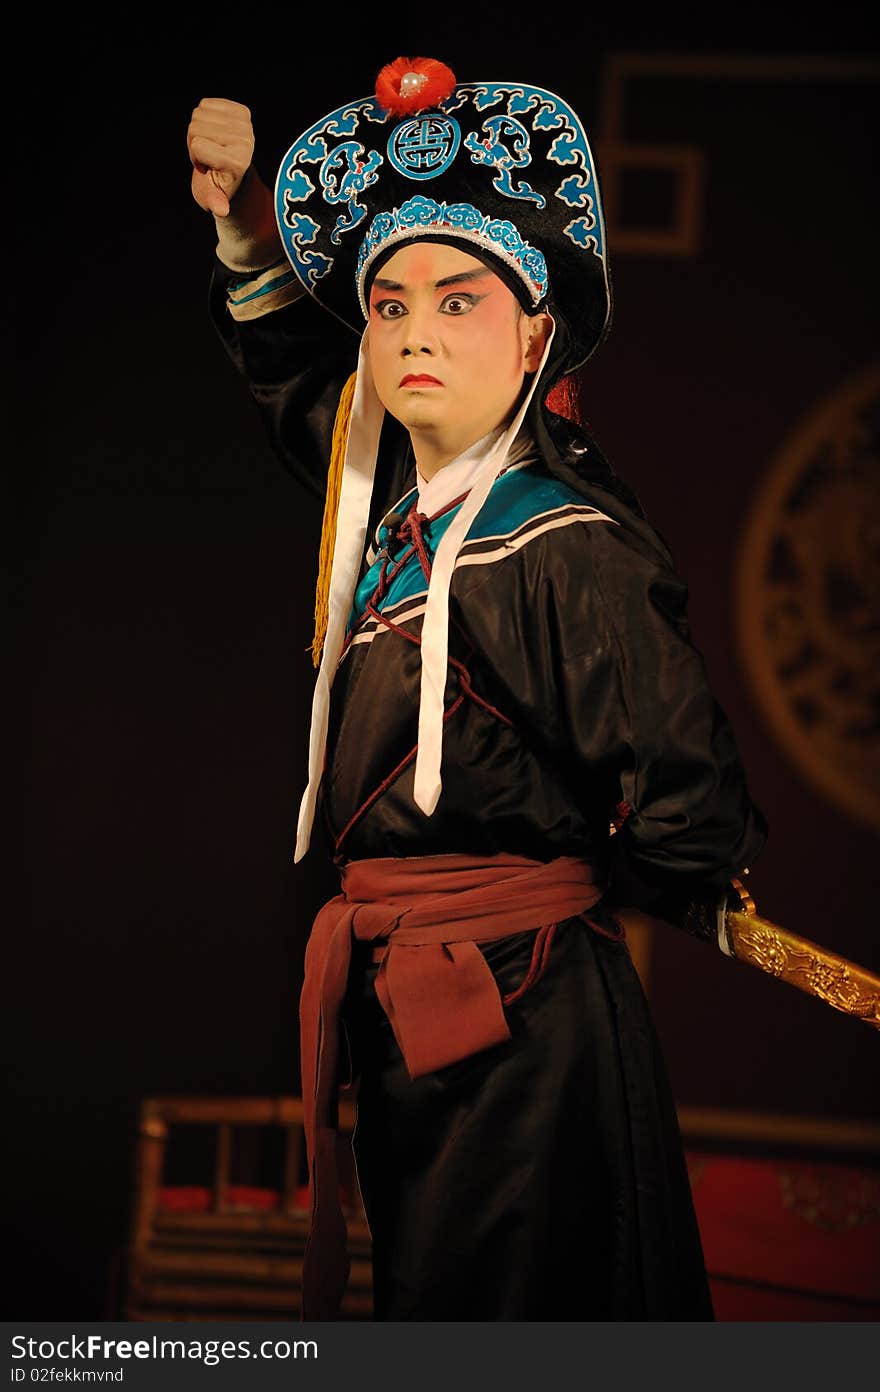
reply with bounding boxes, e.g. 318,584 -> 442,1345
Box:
274,56 -> 612,372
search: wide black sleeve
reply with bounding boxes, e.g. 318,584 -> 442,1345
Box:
581,519 -> 768,912
208,257 -> 359,502
470,510 -> 768,914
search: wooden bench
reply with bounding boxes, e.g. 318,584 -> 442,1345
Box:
123,1095 -> 372,1321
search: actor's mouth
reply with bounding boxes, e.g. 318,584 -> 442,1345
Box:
399,374 -> 443,387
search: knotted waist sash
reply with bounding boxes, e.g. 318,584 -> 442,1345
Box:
298,851 -> 605,1320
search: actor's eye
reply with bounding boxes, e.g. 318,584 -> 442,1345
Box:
440,294 -> 475,315
375,300 -> 407,320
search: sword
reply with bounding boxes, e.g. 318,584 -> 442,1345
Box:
616,879 -> 880,1031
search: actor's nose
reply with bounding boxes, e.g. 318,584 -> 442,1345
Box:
401,302 -> 437,356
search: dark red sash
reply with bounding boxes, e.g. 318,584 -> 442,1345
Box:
298,851 -> 603,1320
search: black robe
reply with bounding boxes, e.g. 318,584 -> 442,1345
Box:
209,259 -> 768,1319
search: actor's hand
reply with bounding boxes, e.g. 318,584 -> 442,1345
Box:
187,97 -> 255,217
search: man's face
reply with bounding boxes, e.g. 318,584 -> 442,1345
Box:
365,241 -> 548,467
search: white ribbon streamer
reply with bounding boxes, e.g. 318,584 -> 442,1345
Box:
412,321 -> 556,814
294,317 -> 556,856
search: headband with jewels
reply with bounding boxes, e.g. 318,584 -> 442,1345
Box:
274,56 -> 612,371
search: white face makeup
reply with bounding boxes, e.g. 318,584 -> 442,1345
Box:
366,241 -> 551,478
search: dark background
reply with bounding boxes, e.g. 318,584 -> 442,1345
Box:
13,8 -> 879,1318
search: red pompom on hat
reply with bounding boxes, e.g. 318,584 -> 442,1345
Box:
375,56 -> 457,115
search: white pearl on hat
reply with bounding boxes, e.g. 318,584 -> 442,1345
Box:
400,71 -> 428,96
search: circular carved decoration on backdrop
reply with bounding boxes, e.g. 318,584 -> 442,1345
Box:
736,365 -> 880,832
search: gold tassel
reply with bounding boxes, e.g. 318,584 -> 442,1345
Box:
311,371 -> 358,667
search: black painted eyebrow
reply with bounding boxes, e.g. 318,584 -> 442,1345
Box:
371,268 -> 493,293
434,269 -> 493,289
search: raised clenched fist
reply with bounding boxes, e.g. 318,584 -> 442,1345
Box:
187,97 -> 255,217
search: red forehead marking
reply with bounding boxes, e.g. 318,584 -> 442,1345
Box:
378,243 -> 482,292
405,247 -> 439,284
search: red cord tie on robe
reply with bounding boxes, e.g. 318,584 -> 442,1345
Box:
298,851 -> 604,1320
